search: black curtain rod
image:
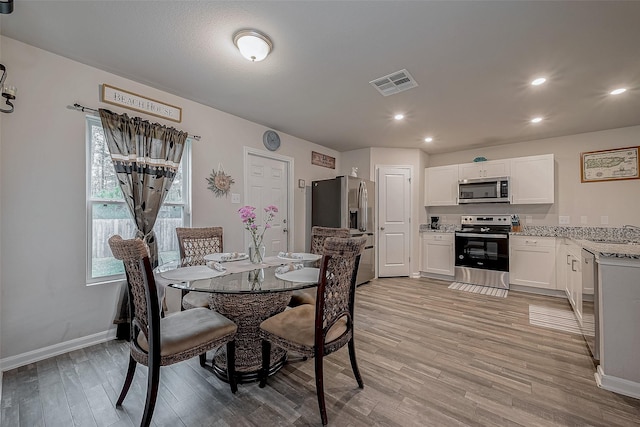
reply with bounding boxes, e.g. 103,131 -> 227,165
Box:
69,103 -> 201,141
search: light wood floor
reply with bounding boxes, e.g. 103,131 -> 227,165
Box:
3,277 -> 640,426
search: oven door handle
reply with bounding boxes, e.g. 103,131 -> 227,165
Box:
456,233 -> 508,239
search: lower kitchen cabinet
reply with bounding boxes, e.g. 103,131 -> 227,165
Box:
509,235 -> 556,289
564,240 -> 583,324
421,232 -> 454,277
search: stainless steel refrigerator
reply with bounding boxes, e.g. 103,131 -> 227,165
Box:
311,176 -> 375,285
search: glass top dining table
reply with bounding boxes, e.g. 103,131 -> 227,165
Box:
154,254 -> 321,383
155,256 -> 320,294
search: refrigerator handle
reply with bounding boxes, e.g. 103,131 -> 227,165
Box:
358,180 -> 368,232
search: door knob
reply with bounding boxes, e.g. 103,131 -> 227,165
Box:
283,228 -> 288,233
380,226 -> 385,230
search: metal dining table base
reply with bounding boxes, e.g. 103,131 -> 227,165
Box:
208,290 -> 293,383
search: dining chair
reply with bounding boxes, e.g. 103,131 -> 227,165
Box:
176,227 -> 223,310
288,226 -> 350,307
109,235 -> 238,427
259,236 -> 366,426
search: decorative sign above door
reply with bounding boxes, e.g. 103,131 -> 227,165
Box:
101,84 -> 182,123
311,151 -> 335,169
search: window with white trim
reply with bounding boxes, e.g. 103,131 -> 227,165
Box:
86,115 -> 191,284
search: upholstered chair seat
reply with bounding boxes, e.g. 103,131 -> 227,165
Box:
181,290 -> 211,311
136,307 -> 236,358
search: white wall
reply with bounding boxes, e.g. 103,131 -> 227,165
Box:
426,126 -> 640,227
0,36 -> 340,361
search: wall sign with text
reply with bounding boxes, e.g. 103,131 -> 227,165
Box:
101,84 -> 182,123
311,151 -> 335,169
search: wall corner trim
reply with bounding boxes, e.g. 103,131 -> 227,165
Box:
0,328 -> 117,372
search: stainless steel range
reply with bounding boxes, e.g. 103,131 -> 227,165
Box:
455,215 -> 511,289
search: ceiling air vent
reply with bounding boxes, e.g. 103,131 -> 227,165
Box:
369,69 -> 418,96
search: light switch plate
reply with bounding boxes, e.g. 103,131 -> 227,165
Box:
581,216 -> 588,224
600,216 -> 609,225
559,215 -> 570,225
525,215 -> 533,224
231,193 -> 241,204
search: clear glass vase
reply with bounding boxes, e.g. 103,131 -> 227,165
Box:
249,243 -> 266,264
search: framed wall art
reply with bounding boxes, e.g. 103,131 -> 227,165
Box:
580,146 -> 639,183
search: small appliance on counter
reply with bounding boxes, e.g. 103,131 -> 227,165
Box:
430,216 -> 440,230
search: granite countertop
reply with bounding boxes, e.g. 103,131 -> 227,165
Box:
419,224 -> 457,233
577,239 -> 640,258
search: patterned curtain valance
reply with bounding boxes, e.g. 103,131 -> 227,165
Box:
98,108 -> 188,267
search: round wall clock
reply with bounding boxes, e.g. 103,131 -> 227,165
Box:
263,130 -> 281,151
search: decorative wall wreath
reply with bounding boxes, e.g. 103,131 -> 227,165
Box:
207,164 -> 234,197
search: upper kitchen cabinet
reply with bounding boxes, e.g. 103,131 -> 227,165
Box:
425,165 -> 458,206
510,154 -> 555,204
458,159 -> 510,180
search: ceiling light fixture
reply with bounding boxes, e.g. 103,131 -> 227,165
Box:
609,88 -> 627,95
531,116 -> 543,124
233,29 -> 273,62
394,114 -> 404,121
424,137 -> 433,143
531,77 -> 546,86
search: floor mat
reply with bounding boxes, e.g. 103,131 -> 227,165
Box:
529,304 -> 587,335
448,282 -> 508,298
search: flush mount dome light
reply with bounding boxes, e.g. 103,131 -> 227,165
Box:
424,137 -> 433,143
394,114 -> 404,120
609,88 -> 627,95
531,77 -> 547,86
531,116 -> 543,124
233,29 -> 273,62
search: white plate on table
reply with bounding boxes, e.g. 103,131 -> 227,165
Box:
159,265 -> 224,282
275,267 -> 320,284
203,253 -> 249,262
277,253 -> 322,262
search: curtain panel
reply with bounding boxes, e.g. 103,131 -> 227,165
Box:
99,108 -> 188,268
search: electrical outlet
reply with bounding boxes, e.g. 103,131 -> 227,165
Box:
600,216 -> 609,225
525,215 -> 533,224
581,216 -> 588,225
231,193 -> 241,204
559,215 -> 570,225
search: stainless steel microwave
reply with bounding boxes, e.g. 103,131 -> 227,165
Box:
458,177 -> 510,203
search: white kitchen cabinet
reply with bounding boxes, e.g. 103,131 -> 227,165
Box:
509,236 -> 556,289
458,159 -> 510,180
425,165 -> 458,206
510,154 -> 555,204
564,240 -> 583,324
421,232 -> 455,277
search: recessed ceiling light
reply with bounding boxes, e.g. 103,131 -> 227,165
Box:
394,114 -> 404,121
531,117 -> 543,124
609,88 -> 627,95
531,77 -> 547,86
424,137 -> 433,143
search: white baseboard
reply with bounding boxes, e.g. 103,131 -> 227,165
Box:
0,328 -> 117,372
595,365 -> 640,400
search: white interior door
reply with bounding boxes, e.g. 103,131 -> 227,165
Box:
245,150 -> 291,255
378,167 -> 411,277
